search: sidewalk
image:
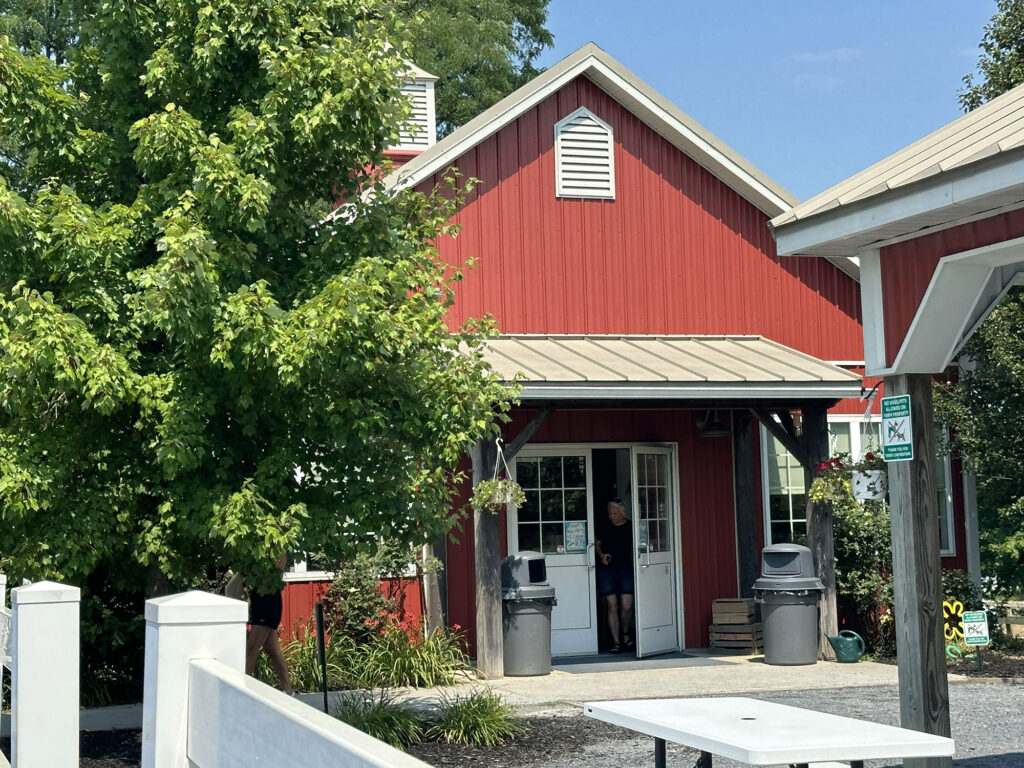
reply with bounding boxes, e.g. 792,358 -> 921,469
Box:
23,649 -> 969,733
401,650 -> 912,715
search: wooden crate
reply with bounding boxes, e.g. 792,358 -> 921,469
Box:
712,598 -> 756,625
709,622 -> 763,653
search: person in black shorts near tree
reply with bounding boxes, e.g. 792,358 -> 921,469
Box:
595,498 -> 634,653
244,552 -> 294,695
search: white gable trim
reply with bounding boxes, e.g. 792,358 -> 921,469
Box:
381,45 -> 795,217
555,107 -> 615,199
866,236 -> 1024,375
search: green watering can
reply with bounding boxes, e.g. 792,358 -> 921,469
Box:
825,630 -> 866,663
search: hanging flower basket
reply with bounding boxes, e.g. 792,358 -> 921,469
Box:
852,469 -> 887,500
470,477 -> 525,514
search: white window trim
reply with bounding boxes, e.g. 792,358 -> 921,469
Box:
554,107 -> 615,200
759,415 -> 956,555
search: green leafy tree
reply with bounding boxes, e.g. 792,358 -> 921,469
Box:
936,289 -> 1024,591
0,0 -> 513,694
401,0 -> 553,135
939,2 -> 1024,594
959,0 -> 1024,111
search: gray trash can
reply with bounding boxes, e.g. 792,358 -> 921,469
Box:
501,551 -> 556,676
753,543 -> 823,666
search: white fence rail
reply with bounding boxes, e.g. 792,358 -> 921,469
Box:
143,591 -> 431,768
0,576 -> 80,768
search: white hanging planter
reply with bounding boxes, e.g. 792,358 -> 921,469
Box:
852,469 -> 887,500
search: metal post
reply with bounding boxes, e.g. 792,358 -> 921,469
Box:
315,602 -> 328,713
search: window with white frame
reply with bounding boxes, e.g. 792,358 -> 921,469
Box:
760,417 -> 956,556
554,107 -> 615,199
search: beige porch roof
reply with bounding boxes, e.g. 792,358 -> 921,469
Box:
771,81 -> 1024,257
481,335 -> 861,401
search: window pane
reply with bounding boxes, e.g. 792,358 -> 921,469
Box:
830,422 -> 851,457
860,422 -> 882,455
516,458 -> 538,489
540,457 -> 562,488
564,488 -> 586,520
519,490 -> 540,522
541,490 -> 564,522
563,456 -> 586,488
541,523 -> 564,553
518,524 -> 539,552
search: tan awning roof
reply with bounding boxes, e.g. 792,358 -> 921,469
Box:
771,82 -> 1024,257
482,335 -> 861,401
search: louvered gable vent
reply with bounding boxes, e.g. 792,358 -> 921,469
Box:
555,107 -> 615,199
392,65 -> 437,152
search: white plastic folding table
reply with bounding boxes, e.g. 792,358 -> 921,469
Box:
584,697 -> 955,768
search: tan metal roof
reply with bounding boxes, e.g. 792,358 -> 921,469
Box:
482,335 -> 861,401
771,82 -> 1024,257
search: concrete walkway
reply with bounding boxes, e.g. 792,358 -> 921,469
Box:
401,650 -> 918,715
45,650 -> 971,732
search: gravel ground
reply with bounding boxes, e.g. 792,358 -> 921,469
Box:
408,683 -> 1024,768
44,681 -> 1023,767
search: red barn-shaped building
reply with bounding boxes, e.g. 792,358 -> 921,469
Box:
288,44 -> 977,664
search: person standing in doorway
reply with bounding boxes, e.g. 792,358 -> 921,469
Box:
244,552 -> 295,695
595,498 -> 634,653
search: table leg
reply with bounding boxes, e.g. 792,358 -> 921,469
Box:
693,750 -> 712,768
654,737 -> 665,768
850,763 -> 864,768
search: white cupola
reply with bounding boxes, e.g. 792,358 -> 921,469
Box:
391,63 -> 438,154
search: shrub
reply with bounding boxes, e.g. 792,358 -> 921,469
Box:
254,624 -> 353,693
425,688 -> 524,746
320,539 -> 418,643
333,691 -> 423,748
348,612 -> 472,688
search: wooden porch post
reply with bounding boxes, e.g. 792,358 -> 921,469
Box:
885,374 -> 951,768
733,411 -> 759,597
471,437 -> 502,678
801,404 -> 837,660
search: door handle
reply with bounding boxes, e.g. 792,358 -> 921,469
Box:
587,543 -> 595,569
637,544 -> 650,568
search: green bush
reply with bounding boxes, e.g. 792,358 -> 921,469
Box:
320,539 -> 419,643
833,496 -> 895,656
254,624 -> 353,692
348,613 -> 472,688
425,688 -> 524,746
333,691 -> 423,748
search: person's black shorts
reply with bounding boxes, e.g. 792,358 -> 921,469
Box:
249,591 -> 283,629
598,568 -> 634,597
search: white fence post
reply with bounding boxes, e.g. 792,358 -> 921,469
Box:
10,580 -> 81,768
142,591 -> 247,768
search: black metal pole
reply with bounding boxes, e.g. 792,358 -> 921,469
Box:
315,601 -> 328,713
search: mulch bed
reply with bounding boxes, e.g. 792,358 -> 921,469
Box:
946,648 -> 1024,678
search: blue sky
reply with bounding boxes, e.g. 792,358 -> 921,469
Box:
536,1 -> 997,201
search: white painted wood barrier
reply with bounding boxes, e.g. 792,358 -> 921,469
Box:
9,580 -> 81,768
143,590 -> 431,768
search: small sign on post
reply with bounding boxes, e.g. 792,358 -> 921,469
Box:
881,395 -> 913,462
963,611 -> 990,646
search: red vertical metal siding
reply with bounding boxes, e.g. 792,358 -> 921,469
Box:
280,578 -> 424,642
421,76 -> 863,361
445,408 -> 739,651
880,208 -> 1024,367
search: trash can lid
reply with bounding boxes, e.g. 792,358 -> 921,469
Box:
501,584 -> 556,600
753,575 -> 824,592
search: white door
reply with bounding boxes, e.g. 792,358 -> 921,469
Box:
511,450 -> 597,657
631,446 -> 680,657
